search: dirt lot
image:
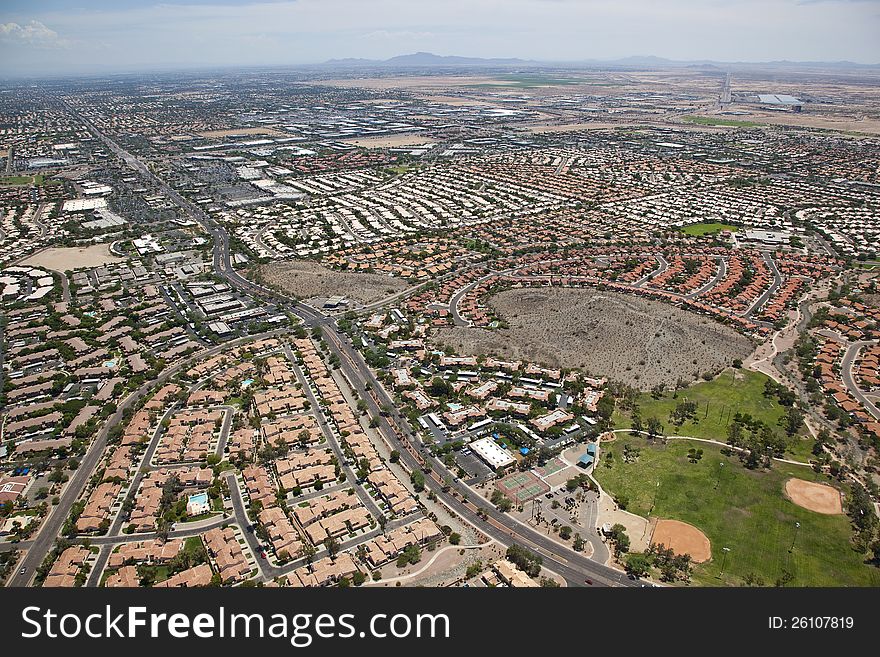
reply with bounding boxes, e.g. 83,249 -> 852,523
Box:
597,494 -> 651,554
526,122 -> 621,134
436,287 -> 752,389
319,76 -> 504,91
784,478 -> 843,515
717,111 -> 880,136
341,134 -> 432,149
197,126 -> 288,138
371,544 -> 503,587
261,260 -> 408,305
22,244 -> 123,271
651,519 -> 711,562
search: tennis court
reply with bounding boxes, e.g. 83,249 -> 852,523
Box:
497,470 -> 550,503
536,458 -> 566,478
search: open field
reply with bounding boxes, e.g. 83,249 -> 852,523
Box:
318,76 -> 500,90
525,122 -> 621,134
651,519 -> 711,562
785,478 -> 843,515
341,134 -> 432,149
386,163 -> 415,175
679,222 -> 739,236
436,287 -> 752,389
468,75 -> 583,88
682,116 -> 765,128
261,260 -> 408,305
417,95 -> 494,107
620,368 -> 815,460
1,174 -> 45,186
700,110 -> 880,136
196,126 -> 288,138
22,244 -> 123,271
619,369 -> 811,452
594,435 -> 878,586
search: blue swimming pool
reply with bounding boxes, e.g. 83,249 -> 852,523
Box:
189,492 -> 209,506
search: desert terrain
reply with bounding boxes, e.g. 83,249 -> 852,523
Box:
22,244 -> 123,271
341,134 -> 433,148
261,259 -> 408,305
196,126 -> 289,138
436,287 -> 753,389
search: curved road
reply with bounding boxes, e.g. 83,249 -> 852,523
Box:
841,341 -> 880,420
7,329 -> 293,587
56,101 -> 637,588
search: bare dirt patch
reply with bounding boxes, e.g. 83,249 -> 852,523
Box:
197,126 -> 288,138
526,122 -> 621,134
651,519 -> 711,562
341,134 -> 432,149
597,492 -> 651,553
784,478 -> 843,515
22,244 -> 123,271
543,467 -> 578,489
436,287 -> 752,389
418,95 -> 494,107
261,260 -> 408,305
718,111 -> 880,136
319,76 -> 504,91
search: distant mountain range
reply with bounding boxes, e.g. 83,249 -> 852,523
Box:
323,52 -> 535,68
320,52 -> 878,70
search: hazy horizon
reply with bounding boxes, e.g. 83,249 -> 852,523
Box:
2,0 -> 880,77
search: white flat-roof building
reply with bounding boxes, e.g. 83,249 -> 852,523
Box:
63,198 -> 108,213
742,229 -> 790,246
470,437 -> 515,470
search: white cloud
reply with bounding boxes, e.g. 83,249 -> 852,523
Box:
2,1 -> 878,74
0,20 -> 69,48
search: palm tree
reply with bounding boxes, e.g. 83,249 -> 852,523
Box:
298,542 -> 317,564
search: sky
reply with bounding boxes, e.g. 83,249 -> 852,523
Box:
1,0 -> 879,76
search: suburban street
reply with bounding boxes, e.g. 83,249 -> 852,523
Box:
7,329 -> 293,586
744,251 -> 783,318
841,341 -> 880,420
686,256 -> 726,299
28,98 -> 642,589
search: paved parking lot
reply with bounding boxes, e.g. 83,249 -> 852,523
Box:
453,451 -> 494,484
531,487 -> 600,534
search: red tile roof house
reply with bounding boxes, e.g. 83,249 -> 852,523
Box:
0,475 -> 31,504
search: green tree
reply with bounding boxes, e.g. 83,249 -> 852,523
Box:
299,542 -> 317,564
625,553 -> 651,578
410,469 -> 425,492
782,407 -> 804,437
610,523 -> 630,557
